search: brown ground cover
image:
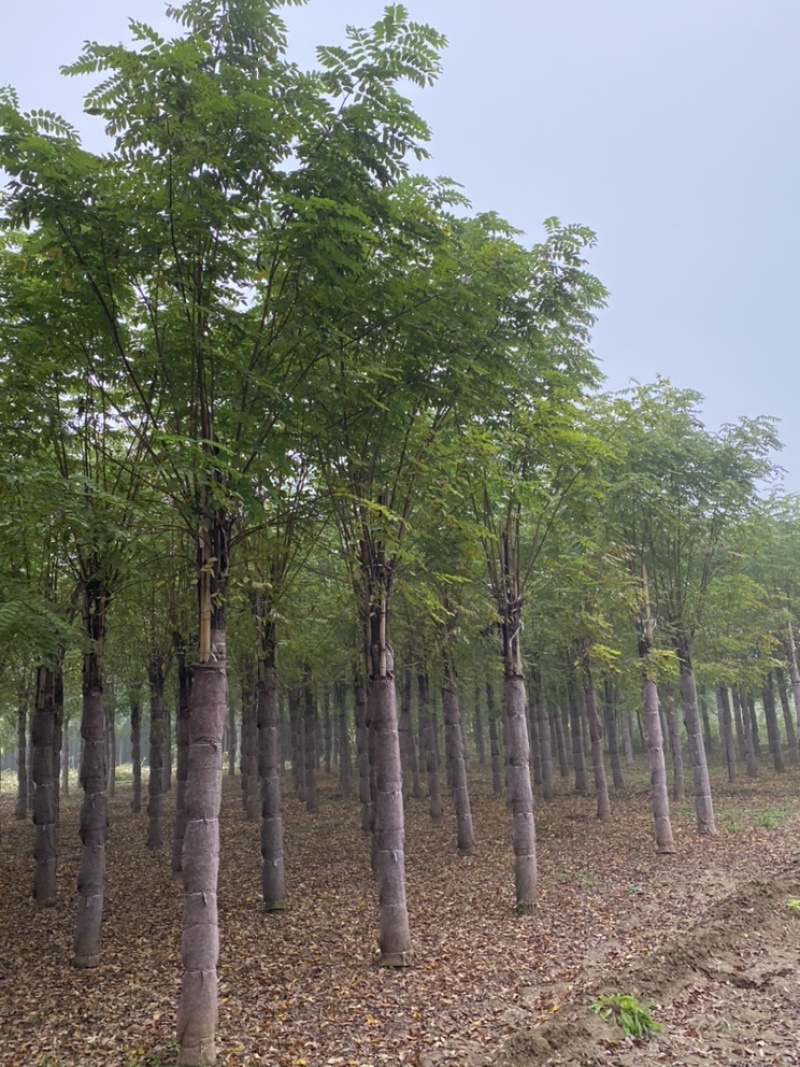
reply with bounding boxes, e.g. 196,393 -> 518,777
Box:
1,762 -> 799,1067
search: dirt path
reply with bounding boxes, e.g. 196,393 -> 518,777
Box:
1,765 -> 800,1066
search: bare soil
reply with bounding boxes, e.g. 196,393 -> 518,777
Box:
1,761 -> 800,1067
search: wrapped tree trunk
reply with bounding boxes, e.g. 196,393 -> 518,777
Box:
74,573 -> 109,969
240,671 -> 259,821
176,511 -> 230,1067
419,673 -> 443,821
676,637 -> 716,835
257,616 -> 285,913
147,658 -> 166,850
129,683 -> 143,814
441,660 -> 474,853
32,665 -> 58,907
172,638 -> 191,876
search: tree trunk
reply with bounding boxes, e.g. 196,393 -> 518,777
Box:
641,676 -> 673,853
335,681 -> 353,799
226,699 -> 236,778
487,683 -> 503,796
106,700 -> 116,797
130,683 -> 143,814
731,684 -> 746,762
15,690 -> 27,820
537,692 -> 555,802
172,640 -> 191,876
677,640 -> 715,835
775,668 -> 800,766
582,666 -> 611,821
568,674 -> 587,795
715,686 -> 737,782
240,672 -> 259,821
74,575 -> 109,969
762,673 -> 784,773
303,676 -> 318,813
441,664 -> 474,853
553,703 -> 569,778
699,691 -> 714,754
602,678 -> 624,789
622,709 -> 635,768
504,673 -> 537,912
322,688 -> 332,776
164,700 -> 173,792
786,622 -> 800,733
474,680 -> 486,768
528,685 -> 542,788
32,665 -> 58,907
61,713 -> 70,797
147,658 -> 166,850
733,686 -> 757,778
419,673 -> 443,821
354,673 -> 371,833
663,684 -> 685,801
258,621 -> 285,913
747,692 -> 762,756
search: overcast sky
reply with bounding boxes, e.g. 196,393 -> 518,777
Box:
3,1 -> 798,488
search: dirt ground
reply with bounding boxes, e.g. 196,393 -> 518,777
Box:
1,761 -> 800,1067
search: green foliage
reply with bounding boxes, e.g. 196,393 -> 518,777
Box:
786,897 -> 800,914
755,807 -> 789,829
592,993 -> 663,1038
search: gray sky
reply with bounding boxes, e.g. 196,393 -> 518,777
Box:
3,1 -> 798,488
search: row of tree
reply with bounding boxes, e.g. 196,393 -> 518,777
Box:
1,2 -> 798,1064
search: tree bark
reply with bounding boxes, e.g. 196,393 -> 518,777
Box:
731,684 -> 746,762
733,686 -> 757,778
335,681 -> 353,799
147,658 -> 166,850
258,622 -> 285,913
568,673 -> 587,794
473,680 -> 486,768
322,688 -> 332,776
441,664 -> 474,853
240,671 -> 259,821
172,639 -> 191,876
716,685 -> 737,782
775,668 -> 800,766
398,670 -> 421,801
504,674 -> 537,912
303,676 -> 318,813
487,683 -> 503,796
15,688 -> 27,820
602,678 -> 624,789
553,703 -> 569,778
677,639 -> 715,835
32,665 -> 58,907
762,673 -> 784,773
537,692 -> 555,802
582,666 -> 611,821
747,692 -> 762,756
74,575 -> 109,969
786,622 -> 800,733
419,673 -> 443,821
130,683 -> 143,814
354,673 -> 371,833
663,684 -> 685,801
641,676 -> 673,852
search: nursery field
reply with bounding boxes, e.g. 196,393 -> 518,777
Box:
2,765 -> 800,1067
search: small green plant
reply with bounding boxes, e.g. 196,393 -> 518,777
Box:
786,897 -> 800,914
592,993 -> 663,1038
755,807 -> 789,829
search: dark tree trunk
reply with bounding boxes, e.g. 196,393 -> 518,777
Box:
303,676 -> 318,813
32,665 -> 58,907
699,691 -> 714,754
172,640 -> 191,876
419,673 -> 443,821
733,686 -> 757,778
74,575 -> 109,969
322,689 -> 332,776
716,686 -> 737,782
441,663 -> 474,853
288,688 -> 305,803
129,683 -> 143,814
240,671 -> 259,821
775,668 -> 800,766
147,658 -> 166,850
731,684 -> 746,762
582,666 -> 611,821
676,639 -> 715,835
622,708 -> 635,767
335,681 -> 353,799
553,703 -> 569,778
762,674 -> 784,773
106,700 -> 116,797
568,673 -> 587,795
61,712 -> 70,798
602,678 -> 624,790
226,698 -> 236,778
354,673 -> 371,833
663,684 -> 685,802
258,619 -> 285,913
15,690 -> 27,820
164,700 -> 173,792
474,680 -> 486,768
487,683 -> 503,796
747,692 -> 762,756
